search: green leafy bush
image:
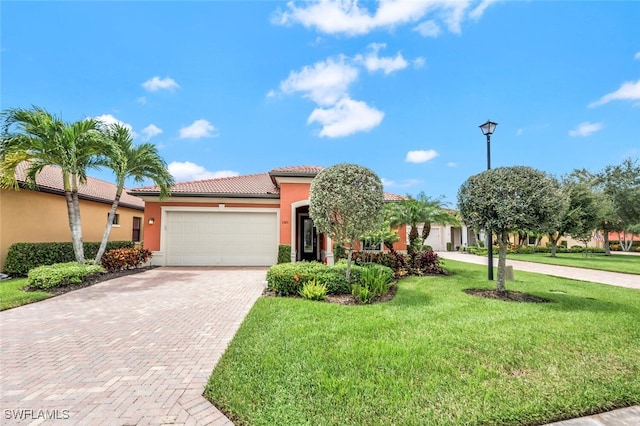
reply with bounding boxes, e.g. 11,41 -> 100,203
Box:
101,247 -> 152,272
28,262 -> 104,290
351,283 -> 373,304
266,261 -> 365,296
360,264 -> 393,298
277,245 -> 291,264
4,241 -> 134,276
298,279 -> 327,301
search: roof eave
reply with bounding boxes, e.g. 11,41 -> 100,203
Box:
127,191 -> 280,199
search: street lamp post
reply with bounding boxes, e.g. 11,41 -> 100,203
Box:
479,120 -> 497,281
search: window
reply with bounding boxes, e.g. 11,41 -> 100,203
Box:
362,241 -> 381,251
109,213 -> 120,225
528,235 -> 537,245
132,217 -> 141,242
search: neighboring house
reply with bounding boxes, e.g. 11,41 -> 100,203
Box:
130,165 -> 470,267
0,164 -> 145,271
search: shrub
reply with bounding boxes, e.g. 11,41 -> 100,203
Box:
446,242 -> 452,251
266,261 -> 365,296
3,241 -> 134,276
28,262 -> 104,290
277,245 -> 291,264
101,247 -> 152,272
298,279 -> 327,301
408,250 -> 446,275
351,283 -> 373,304
360,264 -> 393,298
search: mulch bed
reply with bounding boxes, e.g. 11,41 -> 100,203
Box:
464,288 -> 549,303
25,266 -> 158,296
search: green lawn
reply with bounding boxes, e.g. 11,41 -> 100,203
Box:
205,260 -> 640,426
0,278 -> 51,311
507,252 -> 640,275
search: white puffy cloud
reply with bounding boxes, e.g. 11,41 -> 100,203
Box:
469,0 -> 499,20
447,162 -> 457,167
405,149 -> 439,163
94,114 -> 137,138
168,161 -> 239,182
141,124 -> 163,140
280,57 -> 359,105
273,0 -> 490,36
178,119 -> 218,139
589,79 -> 640,107
413,57 -> 426,69
357,43 -> 408,75
307,97 -> 384,138
414,20 -> 441,37
142,76 -> 180,92
568,122 -> 603,137
634,52 -> 640,60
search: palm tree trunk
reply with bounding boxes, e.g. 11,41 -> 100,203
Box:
94,194 -> 121,264
63,172 -> 85,264
421,222 -> 431,241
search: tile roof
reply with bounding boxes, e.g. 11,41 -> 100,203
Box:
129,165 -> 404,201
11,163 -> 144,210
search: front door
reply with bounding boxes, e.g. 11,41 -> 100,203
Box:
300,216 -> 318,261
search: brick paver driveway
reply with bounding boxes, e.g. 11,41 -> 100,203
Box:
1,267 -> 267,425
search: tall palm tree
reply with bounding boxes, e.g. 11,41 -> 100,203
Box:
388,192 -> 458,252
0,106 -> 105,263
93,123 -> 174,264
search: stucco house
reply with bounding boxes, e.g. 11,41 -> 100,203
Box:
130,165 -> 471,267
0,164 -> 145,271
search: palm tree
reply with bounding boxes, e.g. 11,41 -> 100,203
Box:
93,123 -> 174,264
1,106 -> 105,263
388,192 -> 458,253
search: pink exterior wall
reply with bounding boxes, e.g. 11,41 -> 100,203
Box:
278,182 -> 311,245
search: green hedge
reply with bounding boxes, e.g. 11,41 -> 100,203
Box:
28,262 -> 104,290
265,261 -> 393,296
3,241 -> 134,276
277,245 -> 291,264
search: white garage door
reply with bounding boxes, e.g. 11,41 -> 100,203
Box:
165,211 -> 278,266
424,226 -> 443,251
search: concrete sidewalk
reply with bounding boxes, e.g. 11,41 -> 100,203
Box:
437,251 -> 640,290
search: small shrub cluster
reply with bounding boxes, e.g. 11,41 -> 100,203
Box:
351,264 -> 393,304
101,247 -> 152,272
277,245 -> 292,264
299,279 -> 327,301
4,241 -> 134,276
266,261 -> 394,300
351,249 -> 445,278
28,262 -> 104,290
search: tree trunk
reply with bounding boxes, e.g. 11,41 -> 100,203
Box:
408,226 -> 419,251
345,244 -> 353,283
421,222 -> 431,242
94,192 -> 122,265
496,231 -> 508,293
603,231 -> 611,256
64,172 -> 85,264
548,233 -> 559,257
619,231 -> 634,252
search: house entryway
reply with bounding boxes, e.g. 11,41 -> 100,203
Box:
296,206 -> 320,261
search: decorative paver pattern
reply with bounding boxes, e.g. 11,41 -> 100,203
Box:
0,267 -> 266,425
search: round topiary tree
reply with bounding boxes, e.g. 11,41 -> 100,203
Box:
310,163 -> 384,281
458,166 -> 563,293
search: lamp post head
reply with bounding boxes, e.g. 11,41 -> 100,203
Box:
479,120 -> 498,136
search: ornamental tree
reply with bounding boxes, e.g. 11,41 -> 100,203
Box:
309,163 -> 384,281
458,166 -> 563,292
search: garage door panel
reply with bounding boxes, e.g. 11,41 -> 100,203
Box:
165,211 -> 277,266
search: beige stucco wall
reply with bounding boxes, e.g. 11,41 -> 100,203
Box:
0,188 -> 144,271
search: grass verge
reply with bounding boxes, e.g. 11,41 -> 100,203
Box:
205,260 -> 640,426
0,278 -> 51,311
507,252 -> 640,275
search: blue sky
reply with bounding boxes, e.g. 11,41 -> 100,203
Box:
2,1 -> 639,205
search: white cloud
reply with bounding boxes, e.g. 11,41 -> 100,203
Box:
136,96 -> 147,105
413,57 -> 426,69
273,0 -> 484,36
141,124 -> 163,141
381,177 -> 421,188
280,56 -> 359,105
405,149 -> 439,163
469,0 -> 498,20
634,52 -> 640,60
307,97 -> 384,138
447,162 -> 457,167
266,89 -> 277,99
168,161 -> 239,182
142,76 -> 180,92
357,43 -> 408,75
568,121 -> 603,137
589,79 -> 640,107
178,119 -> 218,139
94,114 -> 137,138
414,20 -> 441,37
